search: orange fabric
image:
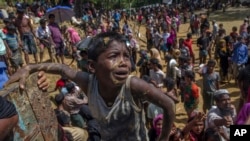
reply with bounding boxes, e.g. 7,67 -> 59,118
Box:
191,83 -> 199,99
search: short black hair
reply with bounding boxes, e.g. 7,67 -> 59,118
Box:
3,18 -> 11,24
204,128 -> 221,141
185,70 -> 195,81
164,77 -> 175,90
87,32 -> 128,61
17,8 -> 25,13
48,14 -> 55,19
207,59 -> 216,66
7,25 -> 16,31
54,93 -> 65,105
65,82 -> 75,93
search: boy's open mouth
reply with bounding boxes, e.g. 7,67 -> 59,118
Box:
113,71 -> 129,79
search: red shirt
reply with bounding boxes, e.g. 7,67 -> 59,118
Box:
184,39 -> 194,56
56,79 -> 65,88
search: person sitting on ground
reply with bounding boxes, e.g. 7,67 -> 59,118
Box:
63,83 -> 88,128
54,93 -> 89,141
6,31 -> 175,140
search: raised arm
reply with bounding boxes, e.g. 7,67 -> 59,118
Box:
5,63 -> 89,93
130,77 -> 175,141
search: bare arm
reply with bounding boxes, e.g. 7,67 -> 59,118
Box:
5,63 -> 89,93
130,77 -> 175,140
28,18 -> 36,38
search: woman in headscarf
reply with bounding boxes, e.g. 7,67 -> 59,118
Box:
148,114 -> 163,141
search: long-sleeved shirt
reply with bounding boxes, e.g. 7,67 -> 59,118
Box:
231,42 -> 248,65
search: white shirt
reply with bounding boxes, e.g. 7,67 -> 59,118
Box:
36,26 -> 51,39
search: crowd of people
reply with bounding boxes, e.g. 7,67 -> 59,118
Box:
1,0 -> 250,141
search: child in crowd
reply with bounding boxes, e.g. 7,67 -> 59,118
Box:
149,58 -> 166,89
148,114 -> 163,141
7,32 -> 175,141
137,50 -> 150,78
182,70 -> 200,118
203,128 -> 221,141
169,127 -> 184,141
36,18 -> 55,63
164,77 -> 179,104
183,112 -> 206,141
63,83 -> 88,128
198,60 -> 220,113
4,25 -> 23,74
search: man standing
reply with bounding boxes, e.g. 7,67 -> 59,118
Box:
197,30 -> 210,65
206,89 -> 236,141
199,60 -> 220,113
14,8 -> 38,64
231,36 -> 248,82
48,14 -> 65,64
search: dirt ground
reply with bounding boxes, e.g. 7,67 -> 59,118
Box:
24,7 -> 249,129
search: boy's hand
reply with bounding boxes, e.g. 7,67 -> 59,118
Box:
4,67 -> 49,90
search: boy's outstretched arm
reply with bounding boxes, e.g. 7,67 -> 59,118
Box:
5,63 -> 89,93
130,77 -> 175,141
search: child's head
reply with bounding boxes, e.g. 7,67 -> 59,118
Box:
164,77 -> 175,91
87,32 -> 131,85
7,25 -> 16,34
187,33 -> 192,39
188,114 -> 205,136
80,50 -> 88,59
65,82 -> 75,93
184,70 -> 195,83
203,128 -> 221,141
207,60 -> 216,73
3,18 -> 11,26
54,93 -> 65,106
169,128 -> 184,141
153,114 -> 163,136
232,26 -> 237,32
149,58 -> 162,70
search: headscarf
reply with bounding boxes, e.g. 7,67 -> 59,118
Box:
67,27 -> 81,44
153,114 -> 163,136
235,103 -> 250,125
150,48 -> 162,64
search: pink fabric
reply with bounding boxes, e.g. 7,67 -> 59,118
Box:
67,27 -> 81,44
153,114 -> 163,136
235,102 -> 250,125
165,16 -> 171,25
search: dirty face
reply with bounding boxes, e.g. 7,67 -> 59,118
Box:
94,41 -> 131,86
191,121 -> 204,135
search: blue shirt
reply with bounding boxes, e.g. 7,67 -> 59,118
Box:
232,42 -> 248,65
113,12 -> 121,21
5,34 -> 18,51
